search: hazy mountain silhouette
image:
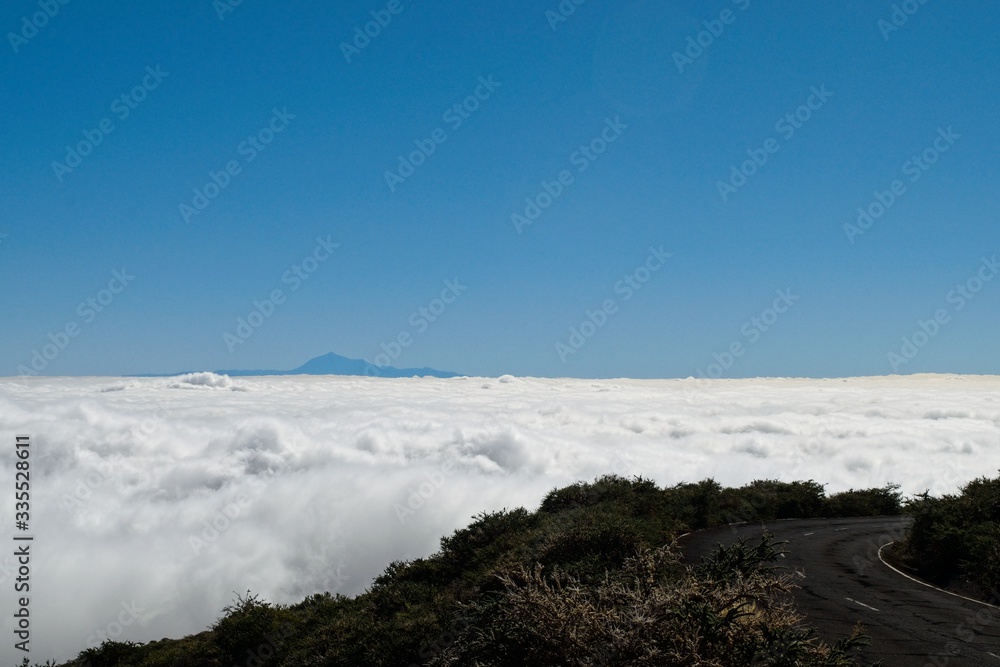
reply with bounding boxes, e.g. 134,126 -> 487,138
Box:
146,353 -> 461,379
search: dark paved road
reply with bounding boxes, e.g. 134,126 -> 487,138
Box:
680,516 -> 1000,666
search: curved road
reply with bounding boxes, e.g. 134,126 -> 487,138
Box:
680,516 -> 1000,665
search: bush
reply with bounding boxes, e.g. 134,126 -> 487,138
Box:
825,485 -> 902,518
902,474 -> 1000,597
539,474 -> 661,514
211,591 -> 294,667
664,479 -> 726,529
76,641 -> 144,667
535,514 -> 644,580
726,479 -> 826,521
439,507 -> 536,570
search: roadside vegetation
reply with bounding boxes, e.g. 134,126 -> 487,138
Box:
899,472 -> 1000,601
55,475 -> 900,667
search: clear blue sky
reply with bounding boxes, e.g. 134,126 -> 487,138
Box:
2,1 -> 998,378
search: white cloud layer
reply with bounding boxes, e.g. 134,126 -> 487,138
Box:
1,373 -> 998,662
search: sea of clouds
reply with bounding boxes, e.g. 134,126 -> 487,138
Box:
1,373 -> 998,662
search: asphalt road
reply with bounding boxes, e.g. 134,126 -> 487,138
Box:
680,516 -> 1000,666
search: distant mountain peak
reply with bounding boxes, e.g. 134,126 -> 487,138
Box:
215,352 -> 460,379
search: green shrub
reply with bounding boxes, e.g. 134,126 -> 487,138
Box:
76,641 -> 144,667
211,591 -> 294,667
664,479 -> 726,529
668,478 -> 837,529
825,485 -> 902,518
903,474 -> 1000,596
538,474 -> 660,514
535,514 -> 644,580
731,479 -> 826,521
439,507 -> 536,571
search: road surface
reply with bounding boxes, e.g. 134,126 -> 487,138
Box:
680,516 -> 1000,665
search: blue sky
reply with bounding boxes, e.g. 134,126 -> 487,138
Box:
1,0 -> 998,378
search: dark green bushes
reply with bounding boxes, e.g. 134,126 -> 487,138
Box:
663,479 -> 901,530
211,591 -> 295,666
75,641 -> 144,667
826,485 -> 903,518
902,474 -> 1000,597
